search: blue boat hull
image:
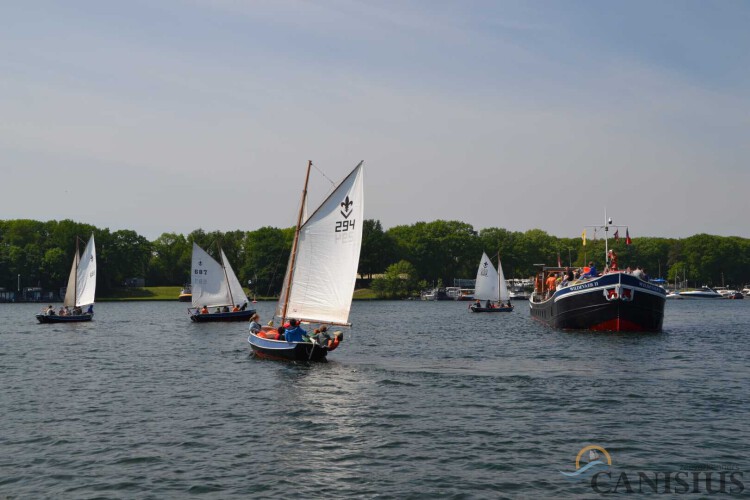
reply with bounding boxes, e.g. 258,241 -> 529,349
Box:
248,333 -> 328,362
190,310 -> 256,322
469,305 -> 514,313
36,314 -> 93,323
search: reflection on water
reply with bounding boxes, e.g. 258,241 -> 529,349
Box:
1,299 -> 749,497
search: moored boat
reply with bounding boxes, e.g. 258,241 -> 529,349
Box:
36,234 -> 97,324
178,284 -> 192,302
677,286 -> 722,299
529,215 -> 665,332
248,161 -> 364,362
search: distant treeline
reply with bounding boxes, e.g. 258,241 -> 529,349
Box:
1,219 -> 749,296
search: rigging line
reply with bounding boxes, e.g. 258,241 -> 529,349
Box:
310,162 -> 336,188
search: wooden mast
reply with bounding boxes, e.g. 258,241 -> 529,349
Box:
280,160 -> 312,323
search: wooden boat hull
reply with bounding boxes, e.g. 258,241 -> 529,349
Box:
178,294 -> 192,302
36,314 -> 93,323
470,305 -> 514,313
247,333 -> 328,362
189,309 -> 256,322
529,272 -> 666,332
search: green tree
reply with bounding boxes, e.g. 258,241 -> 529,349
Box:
148,233 -> 191,285
240,226 -> 294,297
358,219 -> 396,279
371,260 -> 420,299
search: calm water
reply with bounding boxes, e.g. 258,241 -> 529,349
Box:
1,299 -> 749,498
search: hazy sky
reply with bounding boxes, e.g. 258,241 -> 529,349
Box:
2,0 -> 748,240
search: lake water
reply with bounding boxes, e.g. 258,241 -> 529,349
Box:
2,299 -> 749,497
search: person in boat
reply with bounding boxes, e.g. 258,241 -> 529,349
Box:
232,304 -> 240,312
311,325 -> 341,348
632,267 -> 644,280
86,304 -> 93,315
560,267 -> 572,287
276,326 -> 286,341
45,305 -> 56,315
59,306 -> 67,316
200,305 -> 209,314
485,299 -> 492,309
284,319 -> 308,343
581,262 -> 598,279
608,249 -> 618,271
310,325 -> 332,346
72,306 -> 82,315
474,299 -> 481,309
240,302 -> 248,311
221,305 -> 230,313
248,313 -> 262,334
545,273 -> 557,298
506,299 -> 512,308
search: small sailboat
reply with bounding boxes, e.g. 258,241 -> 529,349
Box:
469,252 -> 513,313
188,243 -> 255,322
248,160 -> 364,361
36,234 -> 97,323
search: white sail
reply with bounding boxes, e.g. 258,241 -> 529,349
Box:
497,257 -> 510,302
75,234 -> 97,306
221,248 -> 249,307
474,252 -> 499,302
63,250 -> 79,307
282,162 -> 364,325
191,243 -> 231,308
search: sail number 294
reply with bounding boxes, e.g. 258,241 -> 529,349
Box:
335,220 -> 355,232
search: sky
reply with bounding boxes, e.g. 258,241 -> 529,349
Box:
2,0 -> 749,241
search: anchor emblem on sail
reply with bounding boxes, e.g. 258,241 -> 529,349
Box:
340,196 -> 354,219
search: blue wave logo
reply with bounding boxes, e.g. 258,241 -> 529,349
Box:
559,445 -> 612,481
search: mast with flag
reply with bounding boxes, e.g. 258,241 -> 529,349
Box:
583,209 -> 631,267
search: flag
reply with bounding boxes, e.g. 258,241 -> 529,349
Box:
614,229 -> 619,241
582,230 -> 586,246
626,228 -> 632,245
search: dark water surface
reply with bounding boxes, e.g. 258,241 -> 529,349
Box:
2,300 -> 749,498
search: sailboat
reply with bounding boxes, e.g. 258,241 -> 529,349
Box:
188,243 -> 256,322
469,252 -> 513,313
36,234 -> 97,323
248,160 -> 364,361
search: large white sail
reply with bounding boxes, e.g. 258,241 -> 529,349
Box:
221,248 -> 249,307
191,243 -> 231,308
282,162 -> 364,325
75,234 -> 97,306
63,250 -> 79,307
474,252 -> 499,302
498,257 -> 510,302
